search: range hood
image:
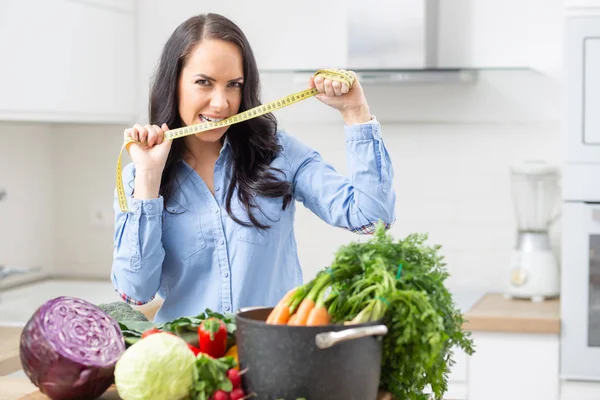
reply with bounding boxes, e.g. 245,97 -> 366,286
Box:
265,0 -> 477,84
345,0 -> 475,83
348,0 -> 440,70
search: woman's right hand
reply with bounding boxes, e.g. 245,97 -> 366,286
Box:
124,123 -> 173,174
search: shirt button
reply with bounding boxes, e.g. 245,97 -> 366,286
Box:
219,239 -> 225,246
216,159 -> 222,165
215,186 -> 220,192
146,203 -> 153,210
135,203 -> 140,210
224,304 -> 231,312
222,271 -> 229,278
213,208 -> 219,214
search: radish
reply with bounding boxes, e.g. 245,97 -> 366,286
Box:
227,368 -> 242,388
213,390 -> 230,400
229,388 -> 245,400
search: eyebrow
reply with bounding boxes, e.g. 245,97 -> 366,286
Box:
194,73 -> 244,82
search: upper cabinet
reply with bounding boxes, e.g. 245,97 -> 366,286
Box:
565,0 -> 600,15
0,0 -> 136,124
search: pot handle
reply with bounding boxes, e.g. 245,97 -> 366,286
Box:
315,325 -> 388,349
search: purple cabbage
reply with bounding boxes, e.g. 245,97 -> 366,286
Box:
19,296 -> 126,400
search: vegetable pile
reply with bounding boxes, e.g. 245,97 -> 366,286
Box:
267,223 -> 475,400
19,296 -> 126,400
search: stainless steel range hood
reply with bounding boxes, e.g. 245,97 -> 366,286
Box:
347,0 -> 439,70
264,0 -> 477,84
346,0 -> 475,83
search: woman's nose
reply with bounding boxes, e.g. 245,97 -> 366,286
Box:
210,89 -> 229,111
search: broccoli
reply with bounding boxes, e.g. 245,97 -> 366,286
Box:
98,301 -> 148,322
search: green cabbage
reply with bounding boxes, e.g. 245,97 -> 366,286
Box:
114,332 -> 196,400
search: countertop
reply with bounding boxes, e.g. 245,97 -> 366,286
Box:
462,293 -> 561,334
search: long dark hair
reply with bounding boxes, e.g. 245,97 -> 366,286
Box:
149,13 -> 292,229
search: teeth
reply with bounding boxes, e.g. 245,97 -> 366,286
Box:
200,114 -> 223,122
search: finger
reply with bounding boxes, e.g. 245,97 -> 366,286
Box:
314,76 -> 325,93
130,127 -> 140,143
341,83 -> 350,94
146,125 -> 159,147
139,124 -> 152,145
324,79 -> 335,97
308,75 -> 316,89
134,124 -> 147,144
153,124 -> 164,145
124,128 -> 133,141
332,80 -> 342,96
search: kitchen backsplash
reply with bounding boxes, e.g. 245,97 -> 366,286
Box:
0,71 -> 561,293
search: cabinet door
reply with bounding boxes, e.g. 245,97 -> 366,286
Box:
584,38 -> 600,144
0,0 -> 136,123
560,203 -> 600,380
201,0 -> 348,71
565,16 -> 600,163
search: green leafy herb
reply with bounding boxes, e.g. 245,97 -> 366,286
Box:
191,354 -> 237,400
325,223 -> 475,400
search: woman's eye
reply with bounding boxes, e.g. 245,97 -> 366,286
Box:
229,82 -> 243,88
195,79 -> 210,86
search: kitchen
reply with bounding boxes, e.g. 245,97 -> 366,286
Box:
0,0 -> 598,399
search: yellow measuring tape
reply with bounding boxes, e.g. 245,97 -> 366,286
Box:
116,68 -> 355,212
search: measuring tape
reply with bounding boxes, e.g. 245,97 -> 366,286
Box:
116,68 -> 355,212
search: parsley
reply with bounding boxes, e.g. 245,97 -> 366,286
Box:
326,223 -> 475,400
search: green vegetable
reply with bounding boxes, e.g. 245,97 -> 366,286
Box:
191,354 -> 237,400
117,309 -> 236,349
114,332 -> 196,400
98,302 -> 148,322
325,223 -> 475,400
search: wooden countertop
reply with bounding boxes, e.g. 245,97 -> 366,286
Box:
0,327 -> 22,376
462,293 -> 561,334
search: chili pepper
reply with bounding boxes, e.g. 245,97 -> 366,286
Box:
198,318 -> 228,358
187,343 -> 202,356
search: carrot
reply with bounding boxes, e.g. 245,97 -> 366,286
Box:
306,306 -> 331,326
266,288 -> 297,324
269,303 -> 291,325
287,313 -> 298,325
288,298 -> 315,326
288,274 -> 333,326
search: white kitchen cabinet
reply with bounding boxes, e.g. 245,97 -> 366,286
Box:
467,331 -> 560,400
212,0 -> 348,71
565,0 -> 600,11
438,0 -> 564,72
583,38 -> 600,144
0,0 -> 136,123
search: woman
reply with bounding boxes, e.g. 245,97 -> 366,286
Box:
112,13 -> 396,323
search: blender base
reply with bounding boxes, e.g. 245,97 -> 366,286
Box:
504,232 -> 560,301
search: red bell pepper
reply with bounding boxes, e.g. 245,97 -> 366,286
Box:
198,318 -> 228,358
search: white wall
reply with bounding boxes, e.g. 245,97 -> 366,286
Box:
0,123 -> 56,289
0,0 -> 565,295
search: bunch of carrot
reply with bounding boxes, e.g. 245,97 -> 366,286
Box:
266,271 -> 336,326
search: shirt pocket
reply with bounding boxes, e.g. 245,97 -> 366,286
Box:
231,195 -> 284,245
162,201 -> 206,260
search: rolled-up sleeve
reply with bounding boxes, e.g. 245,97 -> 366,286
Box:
111,162 -> 165,304
282,119 -> 396,234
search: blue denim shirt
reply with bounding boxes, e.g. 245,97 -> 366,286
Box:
112,119 -> 396,323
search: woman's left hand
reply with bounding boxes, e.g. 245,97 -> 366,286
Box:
309,71 -> 372,125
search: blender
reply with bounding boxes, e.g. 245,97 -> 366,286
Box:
505,161 -> 561,302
